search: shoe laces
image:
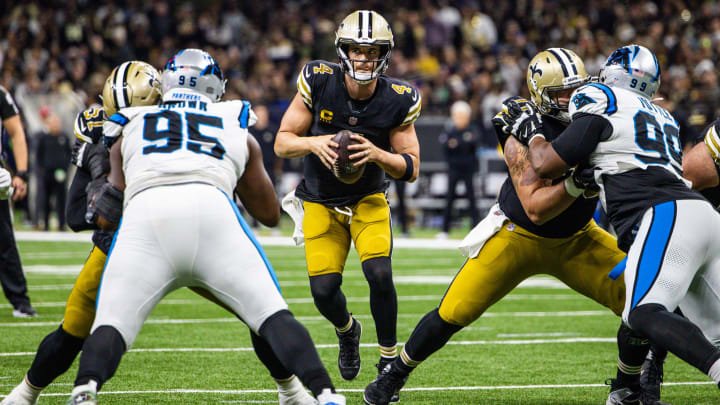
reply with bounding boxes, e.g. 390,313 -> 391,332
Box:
337,326 -> 359,363
375,364 -> 406,394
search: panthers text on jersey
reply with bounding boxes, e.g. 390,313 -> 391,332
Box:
559,82 -> 704,250
295,60 -> 421,207
104,92 -> 250,203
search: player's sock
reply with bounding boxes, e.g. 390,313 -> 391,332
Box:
708,359 -> 720,383
379,344 -> 397,360
309,274 -> 351,328
5,375 -> 42,403
615,323 -> 649,390
629,303 -> 720,375
397,347 -> 420,374
336,316 -> 353,334
362,257 -> 398,348
259,310 -> 334,398
250,330 -> 293,380
26,325 -> 85,388
74,326 -> 126,390
402,308 -> 463,364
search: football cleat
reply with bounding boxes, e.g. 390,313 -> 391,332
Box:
316,388 -> 346,405
336,317 -> 362,381
640,350 -> 671,405
605,379 -> 640,405
12,304 -> 37,318
0,377 -> 41,405
364,361 -> 409,405
376,357 -> 405,403
276,375 -> 316,405
65,384 -> 97,405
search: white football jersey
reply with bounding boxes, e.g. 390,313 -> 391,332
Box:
568,83 -> 688,204
105,93 -> 251,202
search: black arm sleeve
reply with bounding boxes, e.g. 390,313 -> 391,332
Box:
0,86 -> 19,120
551,113 -> 613,167
66,169 -> 98,232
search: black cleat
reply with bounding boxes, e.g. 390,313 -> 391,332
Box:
336,317 -> 361,381
605,378 -> 641,405
364,361 -> 409,405
376,357 -> 406,403
639,350 -> 671,404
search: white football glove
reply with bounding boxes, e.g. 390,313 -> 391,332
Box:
0,168 -> 12,200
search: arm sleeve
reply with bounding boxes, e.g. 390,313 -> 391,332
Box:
551,114 -> 612,167
65,169 -> 98,232
0,86 -> 19,119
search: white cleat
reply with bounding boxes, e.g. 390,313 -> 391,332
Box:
65,384 -> 97,405
1,377 -> 41,405
276,375 -> 316,405
316,388 -> 346,405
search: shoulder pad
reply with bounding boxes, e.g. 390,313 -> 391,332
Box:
569,83 -> 617,119
386,81 -> 421,126
296,60 -> 337,109
74,107 -> 105,144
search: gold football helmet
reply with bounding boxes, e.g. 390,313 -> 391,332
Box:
335,10 -> 394,84
102,61 -> 161,117
527,48 -> 590,122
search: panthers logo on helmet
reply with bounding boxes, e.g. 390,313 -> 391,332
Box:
599,44 -> 660,100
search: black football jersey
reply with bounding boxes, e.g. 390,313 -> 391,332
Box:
498,116 -> 598,238
294,60 -> 421,206
73,106 -> 105,145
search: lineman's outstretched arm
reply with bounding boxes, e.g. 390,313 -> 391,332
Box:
236,135 -> 280,227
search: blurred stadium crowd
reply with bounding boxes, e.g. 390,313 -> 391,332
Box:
0,0 -> 718,228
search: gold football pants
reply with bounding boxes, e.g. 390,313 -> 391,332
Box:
62,246 -> 107,338
303,193 -> 392,275
438,220 -> 626,326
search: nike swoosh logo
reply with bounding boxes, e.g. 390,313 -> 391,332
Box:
305,67 -> 311,79
412,92 -> 418,102
78,119 -> 87,133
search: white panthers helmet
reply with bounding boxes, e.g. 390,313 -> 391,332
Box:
599,44 -> 660,99
161,49 -> 226,101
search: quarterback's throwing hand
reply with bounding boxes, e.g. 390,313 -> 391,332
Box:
309,134 -> 339,170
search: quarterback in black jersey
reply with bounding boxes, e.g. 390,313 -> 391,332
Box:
364,49 -> 657,405
275,10 -> 420,389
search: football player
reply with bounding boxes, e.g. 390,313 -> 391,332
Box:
638,108 -> 720,403
64,49 -> 344,405
2,61 -> 315,405
273,9 -> 421,394
518,44 -> 720,402
363,49 -> 657,405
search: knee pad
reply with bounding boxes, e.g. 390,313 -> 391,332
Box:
627,303 -> 667,332
362,257 -> 393,292
309,274 -> 343,303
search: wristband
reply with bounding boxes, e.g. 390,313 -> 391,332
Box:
563,176 -> 583,198
14,170 -> 28,182
399,153 -> 414,181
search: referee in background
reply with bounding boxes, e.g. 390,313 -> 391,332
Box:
0,84 -> 36,318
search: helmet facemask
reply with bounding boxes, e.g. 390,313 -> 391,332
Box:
337,42 -> 391,84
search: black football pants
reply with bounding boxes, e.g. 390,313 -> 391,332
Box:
0,198 -> 31,308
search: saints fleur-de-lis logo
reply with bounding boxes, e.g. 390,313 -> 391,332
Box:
529,62 -> 543,79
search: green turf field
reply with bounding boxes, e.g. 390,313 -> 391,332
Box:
1,239 -> 717,404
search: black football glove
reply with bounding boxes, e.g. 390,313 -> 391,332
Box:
564,167 -> 600,199
72,139 -> 110,179
492,97 -> 545,147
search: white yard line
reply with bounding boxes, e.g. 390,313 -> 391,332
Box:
1,381 -> 714,399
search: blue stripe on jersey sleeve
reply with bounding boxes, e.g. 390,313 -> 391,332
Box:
587,83 -> 618,116
238,100 -> 251,129
630,201 -> 676,310
108,112 -> 129,125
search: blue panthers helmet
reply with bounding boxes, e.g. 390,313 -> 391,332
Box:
599,44 -> 660,99
161,49 -> 226,101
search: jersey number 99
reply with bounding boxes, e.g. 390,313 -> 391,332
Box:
143,110 -> 225,159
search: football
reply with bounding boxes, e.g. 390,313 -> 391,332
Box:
331,130 -> 366,184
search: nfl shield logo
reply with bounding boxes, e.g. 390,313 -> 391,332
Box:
348,116 -> 358,125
